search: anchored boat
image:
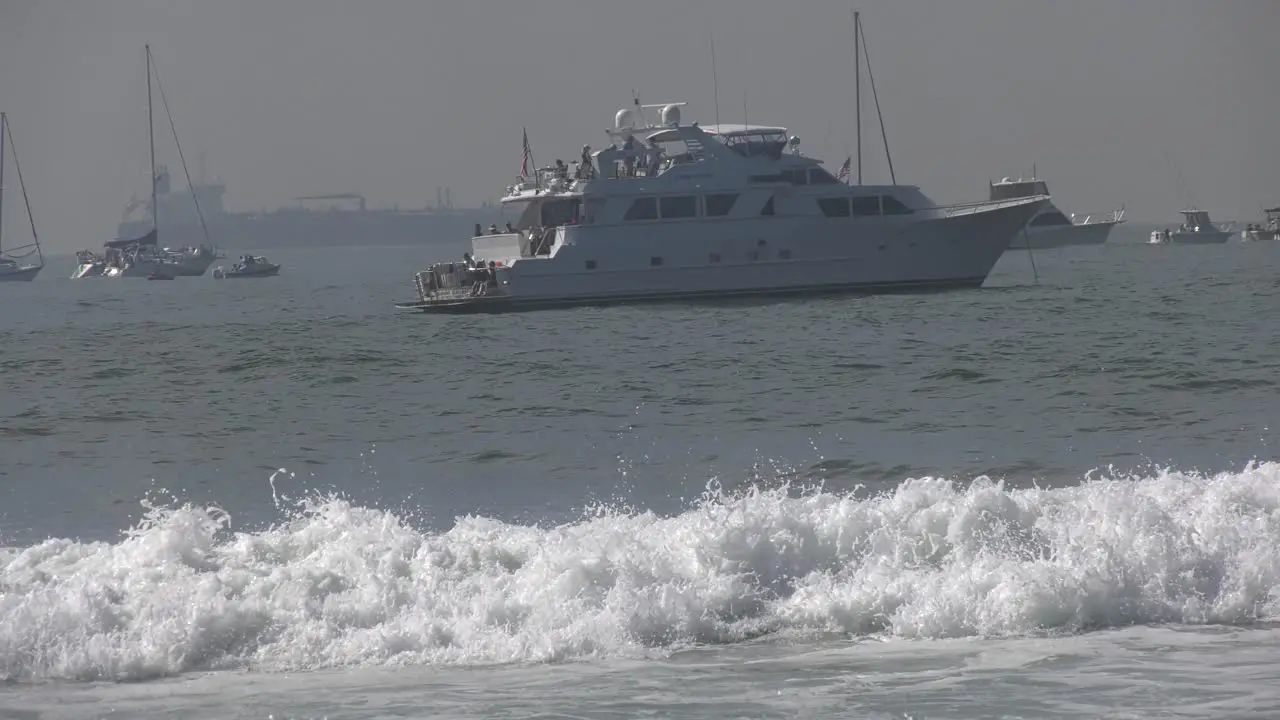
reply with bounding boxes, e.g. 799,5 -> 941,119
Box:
990,174 -> 1125,250
213,255 -> 280,278
0,112 -> 45,282
398,102 -> 1046,314
400,14 -> 1046,314
1168,209 -> 1233,244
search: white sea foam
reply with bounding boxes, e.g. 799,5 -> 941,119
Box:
2,462 -> 1279,682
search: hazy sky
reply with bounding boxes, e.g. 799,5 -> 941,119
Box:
1,0 -> 1277,252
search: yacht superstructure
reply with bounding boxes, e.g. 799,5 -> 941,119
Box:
988,176 -> 1124,250
399,101 -> 1048,313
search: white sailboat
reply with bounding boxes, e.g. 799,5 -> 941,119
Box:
78,45 -> 220,279
0,112 -> 45,282
399,14 -> 1047,313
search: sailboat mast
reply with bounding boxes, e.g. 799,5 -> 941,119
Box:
146,44 -> 157,236
854,10 -> 862,185
0,113 -> 6,253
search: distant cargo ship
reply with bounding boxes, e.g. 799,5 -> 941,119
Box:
115,168 -> 508,251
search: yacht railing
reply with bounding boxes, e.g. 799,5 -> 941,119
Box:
414,262 -> 501,303
936,194 -> 1051,218
1070,208 -> 1126,226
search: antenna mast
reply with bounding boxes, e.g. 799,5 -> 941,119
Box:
710,31 -> 721,128
0,114 -> 6,253
146,44 -> 157,234
853,11 -> 861,184
859,13 -> 896,184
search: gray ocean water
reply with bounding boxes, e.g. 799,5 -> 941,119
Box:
2,227 -> 1279,719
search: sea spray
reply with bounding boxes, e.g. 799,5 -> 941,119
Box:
2,462 -> 1278,682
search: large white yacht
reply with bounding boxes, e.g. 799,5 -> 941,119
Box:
988,176 -> 1125,250
399,101 -> 1048,313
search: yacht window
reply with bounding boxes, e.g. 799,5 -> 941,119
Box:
760,197 -> 776,216
851,196 -> 881,216
783,169 -> 808,185
779,249 -> 793,259
880,195 -> 914,215
541,198 -> 581,226
721,132 -> 788,159
624,197 -> 659,221
749,174 -> 786,184
990,180 -> 1048,201
650,256 -> 664,266
709,253 -> 721,263
659,195 -> 698,219
1029,210 -> 1071,226
704,194 -> 739,217
817,197 -> 852,218
809,168 -> 841,185
585,260 -> 597,270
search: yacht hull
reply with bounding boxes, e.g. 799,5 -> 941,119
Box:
1241,229 -> 1279,242
72,262 -> 106,278
214,265 -> 280,278
406,197 -> 1044,313
1008,220 -> 1119,250
1170,231 -> 1231,245
397,276 -> 987,314
169,254 -> 217,276
0,265 -> 42,282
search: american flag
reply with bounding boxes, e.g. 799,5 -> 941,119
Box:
520,127 -> 532,179
835,156 -> 852,182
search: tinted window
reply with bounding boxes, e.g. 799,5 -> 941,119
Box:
810,168 -> 841,184
749,174 -> 786,184
760,197 -> 775,216
783,169 -> 808,185
659,195 -> 698,219
624,197 -> 658,220
705,194 -> 738,217
1029,210 -> 1070,226
881,195 -> 914,215
817,197 -> 851,217
851,196 -> 881,216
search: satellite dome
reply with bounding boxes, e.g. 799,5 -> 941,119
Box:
614,108 -> 637,131
660,104 -> 682,127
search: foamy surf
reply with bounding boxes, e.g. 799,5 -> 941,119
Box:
2,462 -> 1279,683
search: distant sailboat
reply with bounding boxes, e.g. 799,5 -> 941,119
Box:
0,112 -> 45,282
87,45 -> 220,279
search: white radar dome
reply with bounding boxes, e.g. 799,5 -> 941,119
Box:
660,104 -> 682,127
614,108 -> 637,131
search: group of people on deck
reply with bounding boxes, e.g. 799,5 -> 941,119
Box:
540,135 -> 665,185
475,222 -> 517,236
460,252 -> 498,295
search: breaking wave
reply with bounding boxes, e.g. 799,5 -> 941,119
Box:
3,462 -> 1279,682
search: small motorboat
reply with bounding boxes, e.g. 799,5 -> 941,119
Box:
213,255 -> 281,279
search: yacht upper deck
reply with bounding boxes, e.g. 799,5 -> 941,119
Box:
501,101 -> 886,204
